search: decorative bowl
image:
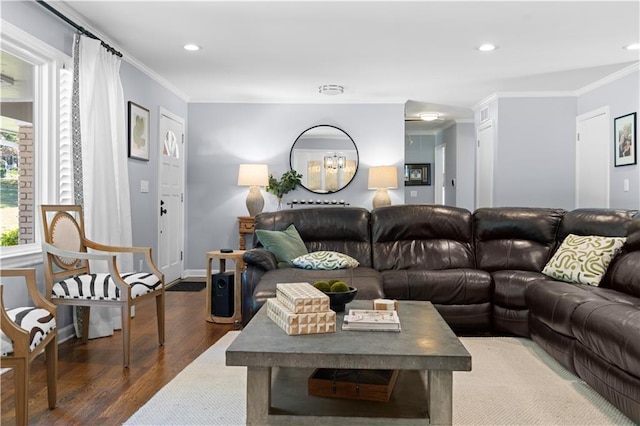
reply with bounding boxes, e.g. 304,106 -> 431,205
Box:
325,287 -> 357,312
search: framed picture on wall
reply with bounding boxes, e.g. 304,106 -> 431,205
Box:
128,101 -> 150,161
404,163 -> 431,186
614,112 -> 636,167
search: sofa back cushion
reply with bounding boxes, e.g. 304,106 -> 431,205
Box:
474,207 -> 565,272
253,207 -> 373,267
557,209 -> 637,241
371,205 -> 474,270
601,213 -> 640,298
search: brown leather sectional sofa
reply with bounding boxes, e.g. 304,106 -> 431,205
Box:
242,205 -> 640,422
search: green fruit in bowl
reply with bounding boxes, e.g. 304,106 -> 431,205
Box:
313,281 -> 331,292
329,281 -> 350,293
328,279 -> 342,286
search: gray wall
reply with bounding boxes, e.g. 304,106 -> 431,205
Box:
185,102 -> 405,272
404,133 -> 435,203
495,97 -> 577,209
454,122 -> 476,212
577,70 -> 640,209
120,62 -> 188,254
1,1 -> 187,333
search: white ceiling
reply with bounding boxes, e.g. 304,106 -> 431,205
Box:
55,1 -> 640,130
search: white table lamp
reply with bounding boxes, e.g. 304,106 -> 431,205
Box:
368,166 -> 398,208
238,164 -> 269,217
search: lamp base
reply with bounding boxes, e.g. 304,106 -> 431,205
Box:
372,188 -> 391,208
246,186 -> 264,217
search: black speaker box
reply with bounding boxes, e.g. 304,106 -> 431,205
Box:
212,271 -> 234,317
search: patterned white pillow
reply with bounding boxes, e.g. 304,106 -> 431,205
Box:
542,234 -> 626,286
292,251 -> 359,270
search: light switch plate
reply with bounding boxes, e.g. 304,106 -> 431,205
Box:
140,180 -> 149,193
410,190 -> 418,197
623,179 -> 629,192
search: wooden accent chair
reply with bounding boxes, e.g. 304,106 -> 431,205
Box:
0,268 -> 57,426
40,204 -> 165,367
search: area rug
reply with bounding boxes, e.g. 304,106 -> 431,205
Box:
166,281 -> 206,292
124,332 -> 633,425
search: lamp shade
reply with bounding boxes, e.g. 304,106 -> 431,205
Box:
368,166 -> 398,189
238,164 -> 268,187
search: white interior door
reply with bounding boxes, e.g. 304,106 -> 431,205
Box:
158,109 -> 185,283
435,144 -> 445,205
576,107 -> 610,208
476,122 -> 494,208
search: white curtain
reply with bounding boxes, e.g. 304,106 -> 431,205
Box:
77,36 -> 134,338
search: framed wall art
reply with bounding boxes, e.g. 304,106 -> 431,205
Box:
128,101 -> 150,161
614,112 -> 636,167
404,163 -> 431,186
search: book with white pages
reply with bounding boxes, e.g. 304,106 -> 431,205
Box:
342,309 -> 401,332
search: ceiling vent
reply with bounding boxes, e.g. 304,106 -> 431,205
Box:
480,107 -> 489,122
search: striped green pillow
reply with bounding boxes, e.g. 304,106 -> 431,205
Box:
292,251 -> 359,270
542,234 -> 626,286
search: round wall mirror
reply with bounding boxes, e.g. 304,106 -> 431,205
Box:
290,125 -> 359,194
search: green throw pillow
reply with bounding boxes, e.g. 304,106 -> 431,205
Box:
255,224 -> 308,267
291,251 -> 360,270
542,234 -> 626,286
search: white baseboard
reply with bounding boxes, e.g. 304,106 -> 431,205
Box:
183,269 -> 215,279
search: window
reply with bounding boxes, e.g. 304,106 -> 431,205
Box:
0,22 -> 71,266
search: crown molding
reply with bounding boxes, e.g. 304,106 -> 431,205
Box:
51,2 -> 189,102
473,62 -> 640,112
575,62 -> 640,96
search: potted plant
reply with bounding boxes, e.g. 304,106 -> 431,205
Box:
265,170 -> 302,210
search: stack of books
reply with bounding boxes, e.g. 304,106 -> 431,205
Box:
266,282 -> 336,335
342,309 -> 401,332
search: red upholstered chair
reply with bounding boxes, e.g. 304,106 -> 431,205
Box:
0,268 -> 57,426
40,204 -> 165,367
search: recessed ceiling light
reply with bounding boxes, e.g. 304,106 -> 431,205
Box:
419,113 -> 440,122
478,44 -> 497,52
318,84 -> 344,96
183,44 -> 201,51
624,43 -> 640,50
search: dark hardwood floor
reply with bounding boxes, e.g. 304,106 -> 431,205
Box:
1,288 -> 237,425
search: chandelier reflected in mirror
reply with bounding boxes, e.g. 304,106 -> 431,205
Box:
323,152 -> 346,169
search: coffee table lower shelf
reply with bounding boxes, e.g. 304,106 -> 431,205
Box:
264,367 -> 430,425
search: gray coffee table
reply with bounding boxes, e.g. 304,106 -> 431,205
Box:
226,300 -> 471,425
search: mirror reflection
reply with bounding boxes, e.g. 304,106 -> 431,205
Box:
290,125 -> 359,194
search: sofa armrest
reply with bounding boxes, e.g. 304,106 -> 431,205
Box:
243,248 -> 278,271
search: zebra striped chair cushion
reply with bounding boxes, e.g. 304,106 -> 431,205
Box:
52,272 -> 162,301
0,307 -> 57,356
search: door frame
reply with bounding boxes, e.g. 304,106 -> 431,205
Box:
157,107 -> 186,282
475,120 -> 495,209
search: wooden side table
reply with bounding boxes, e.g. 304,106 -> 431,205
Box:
238,216 -> 255,250
205,250 -> 246,324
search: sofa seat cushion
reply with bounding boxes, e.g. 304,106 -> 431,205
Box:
571,301 -> 640,378
251,266 -> 384,308
525,280 -> 606,338
492,270 -> 547,309
432,302 -> 492,331
380,268 -> 491,304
